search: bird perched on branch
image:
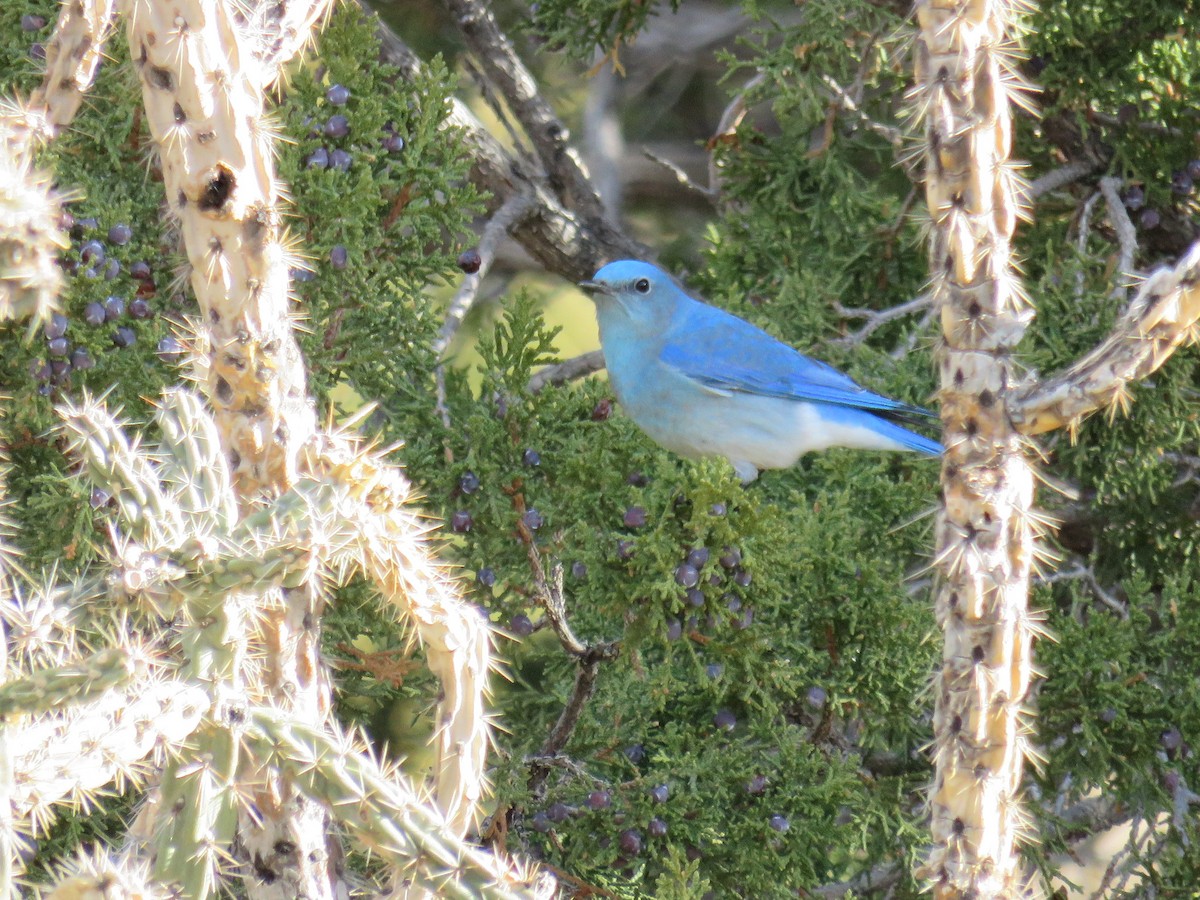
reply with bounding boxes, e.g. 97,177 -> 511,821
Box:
579,260 -> 941,483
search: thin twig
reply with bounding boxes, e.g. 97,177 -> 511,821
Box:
642,148 -> 715,201
1160,450 -> 1200,488
1168,770 -> 1200,846
819,74 -> 903,148
516,521 -> 619,794
1098,176 -> 1139,304
1029,159 -> 1101,199
437,194 -> 535,359
807,863 -> 901,898
832,293 -> 931,346
1075,189 -> 1102,302
708,71 -> 766,198
1036,559 -> 1129,619
527,350 -> 606,394
889,304 -> 937,359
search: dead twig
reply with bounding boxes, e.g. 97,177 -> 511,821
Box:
832,293 -> 931,347
1098,176 -> 1139,304
527,350 -> 606,395
515,520 -> 619,796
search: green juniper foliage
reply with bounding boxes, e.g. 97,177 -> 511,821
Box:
2,0 -> 1200,895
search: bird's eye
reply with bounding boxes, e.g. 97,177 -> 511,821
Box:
634,278 -> 651,294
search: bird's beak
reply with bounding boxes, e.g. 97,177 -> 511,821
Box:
578,280 -> 611,296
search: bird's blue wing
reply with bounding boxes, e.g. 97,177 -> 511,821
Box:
660,299 -> 933,418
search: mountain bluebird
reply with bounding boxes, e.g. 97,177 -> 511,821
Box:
579,260 -> 941,483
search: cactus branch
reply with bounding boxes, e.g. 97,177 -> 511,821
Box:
0,456 -> 15,897
247,0 -> 337,85
13,679 -> 208,829
125,0 -> 333,890
47,849 -> 168,900
244,708 -> 545,900
126,0 -> 316,498
312,433 -> 494,837
914,0 -> 1041,893
20,0 -> 118,143
1013,241 -> 1200,435
0,647 -> 134,718
0,116 -> 66,329
150,724 -> 241,899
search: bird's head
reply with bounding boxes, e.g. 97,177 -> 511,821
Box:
579,260 -> 684,334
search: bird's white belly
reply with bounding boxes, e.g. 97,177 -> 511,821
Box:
611,365 -> 906,473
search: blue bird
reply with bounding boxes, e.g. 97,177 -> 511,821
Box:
579,260 -> 941,483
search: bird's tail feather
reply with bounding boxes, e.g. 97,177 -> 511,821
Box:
881,420 -> 942,456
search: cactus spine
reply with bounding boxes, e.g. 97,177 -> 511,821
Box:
914,0 -> 1039,894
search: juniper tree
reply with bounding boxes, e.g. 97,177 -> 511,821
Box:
2,0 -> 1199,898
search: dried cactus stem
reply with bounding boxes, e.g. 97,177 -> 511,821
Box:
0,131 -> 66,332
914,0 -> 1039,894
30,0 -> 117,133
126,0 -> 315,497
125,0 -> 328,891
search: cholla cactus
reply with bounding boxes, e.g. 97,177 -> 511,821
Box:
912,0 -> 1041,894
3,388 -> 543,898
913,0 -> 1200,895
0,0 -> 539,895
0,113 -> 65,333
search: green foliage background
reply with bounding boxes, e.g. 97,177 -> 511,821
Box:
2,0 -> 1199,895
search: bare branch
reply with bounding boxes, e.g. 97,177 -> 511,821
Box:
1013,239 -> 1200,435
527,351 -> 606,395
642,148 -> 716,201
1029,159 -> 1102,199
582,61 -> 624,215
436,194 -> 536,359
1036,560 -> 1129,620
515,521 -> 619,794
709,72 -> 765,198
1074,189 -> 1102,302
808,863 -> 901,898
443,0 -> 606,218
819,74 -> 903,148
831,293 -> 930,347
369,9 -> 646,282
1098,177 -> 1138,303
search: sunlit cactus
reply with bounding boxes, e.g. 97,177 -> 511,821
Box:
0,114 -> 65,333
0,0 -> 528,893
6,388 -> 539,897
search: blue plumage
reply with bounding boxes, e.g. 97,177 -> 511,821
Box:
580,260 -> 940,482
